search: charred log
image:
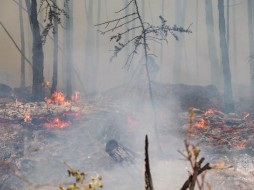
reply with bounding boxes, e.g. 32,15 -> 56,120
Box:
105,139 -> 135,164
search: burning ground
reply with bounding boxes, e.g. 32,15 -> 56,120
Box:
1,82 -> 254,189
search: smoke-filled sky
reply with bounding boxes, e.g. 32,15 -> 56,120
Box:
0,0 -> 251,96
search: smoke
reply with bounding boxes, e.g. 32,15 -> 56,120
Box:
12,87 -> 192,190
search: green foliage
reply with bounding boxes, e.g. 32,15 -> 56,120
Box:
59,168 -> 103,190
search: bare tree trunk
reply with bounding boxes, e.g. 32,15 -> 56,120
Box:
124,0 -> 130,60
64,0 -> 73,99
173,0 -> 186,83
205,0 -> 220,86
195,0 -> 199,83
30,0 -> 44,101
19,0 -> 26,87
84,0 -> 96,93
94,0 -> 101,91
248,0 -> 254,100
218,0 -> 234,112
226,0 -> 229,44
159,0 -> 165,81
51,0 -> 58,94
232,0 -> 238,87
134,0 -> 161,153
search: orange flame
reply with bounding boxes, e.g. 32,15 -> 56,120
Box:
41,117 -> 71,128
24,113 -> 31,122
194,119 -> 209,129
45,91 -> 71,105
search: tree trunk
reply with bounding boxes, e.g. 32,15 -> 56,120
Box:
195,0 -> 199,83
30,0 -> 44,101
205,0 -> 220,86
218,0 -> 234,112
226,0 -> 229,44
248,0 -> 254,100
64,0 -> 73,99
19,0 -> 26,87
232,0 -> 238,87
51,0 -> 59,94
159,0 -> 165,81
173,0 -> 186,83
84,0 -> 95,93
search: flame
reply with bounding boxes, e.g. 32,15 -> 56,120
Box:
24,113 -> 31,122
194,119 -> 209,129
205,108 -> 215,116
41,117 -> 71,128
45,91 -> 71,105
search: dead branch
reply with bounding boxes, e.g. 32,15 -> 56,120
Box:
144,135 -> 153,190
0,22 -> 32,67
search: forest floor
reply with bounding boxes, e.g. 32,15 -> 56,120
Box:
1,83 -> 254,189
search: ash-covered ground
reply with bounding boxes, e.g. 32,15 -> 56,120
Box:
1,83 -> 254,190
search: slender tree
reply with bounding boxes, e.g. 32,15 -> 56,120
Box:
218,0 -> 234,111
51,0 -> 59,94
226,0 -> 229,43
195,0 -> 199,83
30,0 -> 44,101
205,0 -> 220,86
172,0 -> 187,83
96,0 -> 191,152
63,0 -> 73,98
84,0 -> 96,93
248,0 -> 254,100
232,0 -> 238,86
159,0 -> 165,81
19,0 -> 26,87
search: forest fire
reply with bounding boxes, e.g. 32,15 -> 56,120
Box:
24,113 -> 31,123
44,91 -> 71,105
41,116 -> 71,128
194,118 -> 209,129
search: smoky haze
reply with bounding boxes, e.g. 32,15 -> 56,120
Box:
0,0 -> 252,189
0,0 -> 251,97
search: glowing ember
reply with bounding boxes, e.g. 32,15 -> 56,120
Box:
41,117 -> 71,128
45,91 -> 71,105
24,113 -> 31,122
205,108 -> 215,116
194,119 -> 209,129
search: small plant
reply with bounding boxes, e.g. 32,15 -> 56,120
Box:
59,165 -> 103,190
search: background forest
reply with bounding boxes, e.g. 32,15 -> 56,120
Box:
0,0 -> 252,101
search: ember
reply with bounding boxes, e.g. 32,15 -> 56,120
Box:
44,91 -> 71,105
24,113 -> 31,123
194,119 -> 209,129
179,108 -> 254,151
41,117 -> 71,128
